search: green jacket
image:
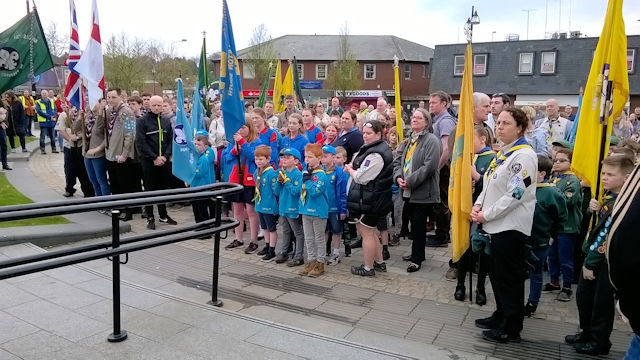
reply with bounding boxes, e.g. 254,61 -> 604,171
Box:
582,193 -> 617,270
552,172 -> 583,234
472,149 -> 496,202
530,183 -> 568,248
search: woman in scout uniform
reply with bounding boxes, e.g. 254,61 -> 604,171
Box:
471,108 -> 537,344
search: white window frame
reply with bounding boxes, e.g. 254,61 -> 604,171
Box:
473,54 -> 487,76
540,51 -> 557,74
518,52 -> 534,75
422,64 -> 427,78
242,63 -> 255,79
403,64 -> 411,80
316,64 -> 327,80
364,64 -> 376,80
453,55 -> 464,76
297,63 -> 304,80
628,49 -> 636,74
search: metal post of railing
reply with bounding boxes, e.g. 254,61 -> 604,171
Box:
107,210 -> 128,342
208,196 -> 223,307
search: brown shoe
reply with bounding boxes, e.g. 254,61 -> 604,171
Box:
299,260 -> 317,276
445,266 -> 458,280
308,262 -> 325,277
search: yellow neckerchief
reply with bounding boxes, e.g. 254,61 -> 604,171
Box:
473,147 -> 495,164
551,170 -> 575,184
253,166 -> 274,203
301,168 -> 324,205
157,115 -> 163,156
536,182 -> 553,188
403,135 -> 419,175
484,138 -> 532,179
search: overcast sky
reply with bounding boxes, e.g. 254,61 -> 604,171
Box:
2,0 -> 640,59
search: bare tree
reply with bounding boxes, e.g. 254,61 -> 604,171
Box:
324,23 -> 361,103
103,33 -> 147,91
244,24 -> 278,87
44,22 -> 68,60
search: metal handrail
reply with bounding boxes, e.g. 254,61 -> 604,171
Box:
0,182 -> 242,342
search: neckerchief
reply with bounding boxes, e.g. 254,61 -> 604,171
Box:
474,146 -> 494,164
107,103 -> 124,138
551,171 -> 575,185
601,192 -> 618,215
536,180 -> 553,188
485,137 -> 532,179
253,166 -> 273,203
301,168 -> 323,205
545,117 -> 558,142
403,136 -> 418,175
84,114 -> 95,147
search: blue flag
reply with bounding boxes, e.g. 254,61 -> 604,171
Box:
191,81 -> 205,136
567,93 -> 582,145
220,0 -> 245,143
172,79 -> 199,184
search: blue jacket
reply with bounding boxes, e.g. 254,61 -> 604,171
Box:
35,98 -> 57,128
299,168 -> 328,219
254,166 -> 279,215
190,146 -> 216,187
323,166 -> 347,215
274,167 -> 302,218
222,138 -> 263,185
257,127 -> 280,168
281,133 -> 309,166
305,125 -> 324,144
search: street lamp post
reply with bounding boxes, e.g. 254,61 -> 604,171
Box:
464,6 -> 481,43
170,39 -> 187,57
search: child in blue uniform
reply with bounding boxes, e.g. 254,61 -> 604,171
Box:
321,145 -> 347,265
190,130 -> 217,238
253,145 -> 279,262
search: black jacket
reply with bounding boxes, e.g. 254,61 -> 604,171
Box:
347,140 -> 393,217
135,111 -> 173,161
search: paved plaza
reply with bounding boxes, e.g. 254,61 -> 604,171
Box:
0,138 -> 634,359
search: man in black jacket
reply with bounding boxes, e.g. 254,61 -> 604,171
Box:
135,95 -> 177,229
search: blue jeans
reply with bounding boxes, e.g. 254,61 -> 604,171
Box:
548,233 -> 576,289
624,334 -> 640,360
25,115 -> 34,136
84,156 -> 110,196
528,246 -> 550,305
39,126 -> 56,151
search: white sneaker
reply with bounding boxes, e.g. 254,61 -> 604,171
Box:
328,253 -> 341,266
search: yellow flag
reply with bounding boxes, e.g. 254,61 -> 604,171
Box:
449,43 -> 474,262
273,60 -> 284,113
571,0 -> 629,199
281,60 -> 294,107
393,63 -> 404,142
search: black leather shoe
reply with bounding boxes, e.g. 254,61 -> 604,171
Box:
523,302 -> 537,317
475,289 -> 487,306
574,341 -> 611,355
565,332 -> 589,344
2,164 -> 12,170
482,329 -> 521,343
454,285 -> 466,301
475,315 -> 500,329
402,254 -> 412,261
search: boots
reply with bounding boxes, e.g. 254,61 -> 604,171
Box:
454,285 -> 466,301
299,260 -> 317,276
308,262 -> 325,278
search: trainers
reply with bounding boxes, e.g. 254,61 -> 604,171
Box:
22,148 -> 28,153
225,239 -> 244,249
382,246 -> 390,261
556,288 -> 572,302
244,242 -> 259,254
426,238 -> 448,247
52,149 -> 59,154
373,261 -> 387,272
287,258 -> 304,267
445,266 -> 458,280
389,234 -> 401,246
256,245 -> 269,256
524,302 -> 537,317
62,191 -> 74,198
158,216 -> 177,225
274,254 -> 289,264
146,219 -> 156,230
261,252 -> 276,262
351,264 -> 375,277
327,253 -> 341,266
542,282 -> 561,293
41,150 -> 46,155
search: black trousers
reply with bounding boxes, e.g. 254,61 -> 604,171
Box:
576,264 -> 615,345
409,203 -> 434,264
488,230 -> 525,334
433,165 -> 451,241
192,199 -> 215,223
64,147 -> 94,197
107,159 -> 142,215
140,159 -> 171,219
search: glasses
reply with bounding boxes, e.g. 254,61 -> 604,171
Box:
553,158 -> 569,163
363,122 -> 373,128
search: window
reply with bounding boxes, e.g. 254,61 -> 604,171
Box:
628,49 -> 636,74
541,51 -> 557,74
518,52 -> 534,75
422,64 -> 427,78
473,54 -> 487,76
296,63 -> 304,79
453,55 -> 464,76
364,64 -> 376,80
242,63 -> 255,79
316,64 -> 327,80
404,64 -> 411,80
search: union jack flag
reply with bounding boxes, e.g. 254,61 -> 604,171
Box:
63,0 -> 83,110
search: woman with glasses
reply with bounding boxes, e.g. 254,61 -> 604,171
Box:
393,108 -> 442,273
471,107 -> 537,343
345,120 -> 393,276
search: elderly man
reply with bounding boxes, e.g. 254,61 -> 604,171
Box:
326,97 -> 344,116
136,95 -> 177,229
535,98 -> 573,156
35,89 -> 58,154
366,97 -> 388,121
